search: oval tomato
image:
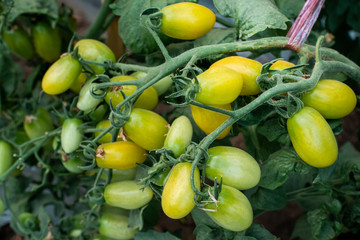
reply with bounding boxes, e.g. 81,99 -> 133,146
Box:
31,21 -> 61,62
61,118 -> 83,153
0,141 -> 14,177
105,76 -> 158,110
269,60 -> 295,70
42,54 -> 82,95
89,104 -> 108,123
94,120 -> 122,144
109,168 -> 137,183
0,197 -> 4,215
23,107 -> 54,140
123,108 -> 168,150
2,25 -> 34,60
160,2 -> 215,40
131,71 -> 173,96
195,66 -> 243,105
74,39 -> 116,74
301,79 -> 357,119
104,180 -> 153,209
61,153 -> 85,174
206,185 -> 253,231
287,107 -> 338,168
95,141 -> 146,170
99,213 -> 138,240
210,56 -> 262,95
161,162 -> 200,219
164,115 -> 193,157
70,72 -> 88,93
76,79 -> 103,112
190,104 -> 232,139
206,146 -> 261,190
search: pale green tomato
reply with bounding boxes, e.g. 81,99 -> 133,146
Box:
99,213 -> 139,240
76,79 -> 103,112
61,118 -> 83,153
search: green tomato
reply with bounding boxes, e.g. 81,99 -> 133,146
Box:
31,21 -> 61,62
2,25 -> 34,60
76,79 -> 103,112
160,2 -> 215,40
131,71 -> 173,96
164,115 -> 193,157
161,162 -> 200,219
287,107 -> 338,168
61,153 -> 85,174
23,107 -> 54,140
195,66 -> 243,105
0,197 -> 4,215
0,141 -> 14,177
101,204 -> 129,216
301,79 -> 357,119
42,54 -> 82,95
99,213 -> 138,240
70,72 -> 88,93
206,146 -> 261,190
89,104 -> 108,123
96,141 -> 146,170
104,180 -> 153,209
61,118 -> 83,153
123,108 -> 168,150
110,168 -> 137,183
74,39 -> 116,74
206,185 -> 253,232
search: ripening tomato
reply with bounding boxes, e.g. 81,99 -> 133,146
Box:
195,66 -> 243,105
190,104 -> 232,139
76,79 -> 103,112
301,80 -> 357,119
161,162 -> 200,219
131,71 -> 173,96
0,141 -> 14,177
99,213 -> 138,240
31,21 -> 61,62
61,153 -> 85,174
123,108 -> 168,150
287,107 -> 338,168
61,118 -> 83,153
210,56 -> 262,95
206,146 -> 261,190
104,76 -> 158,110
42,54 -> 82,95
104,180 -> 153,209
164,116 -> 193,157
70,72 -> 88,93
160,2 -> 215,40
2,25 -> 34,60
95,141 -> 146,170
74,39 -> 116,74
206,185 -> 253,232
94,120 -> 123,144
23,107 -> 54,140
269,60 -> 295,70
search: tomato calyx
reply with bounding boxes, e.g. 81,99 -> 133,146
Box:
24,115 -> 37,124
96,146 -> 106,160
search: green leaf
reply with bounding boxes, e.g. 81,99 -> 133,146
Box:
129,206 -> 145,230
135,230 -> 180,240
213,0 -> 289,39
275,0 -> 305,19
249,187 -> 287,211
244,224 -> 278,240
191,207 -> 218,228
236,103 -> 274,126
327,119 -> 343,135
257,117 -> 288,143
193,224 -> 227,240
259,149 -> 314,190
307,208 -> 336,240
291,216 -> 314,240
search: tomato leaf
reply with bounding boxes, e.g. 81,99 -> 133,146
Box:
291,216 -> 314,240
257,117 -> 288,143
213,0 -> 289,39
307,208 -> 336,240
244,224 -> 278,240
135,230 -> 180,240
248,187 -> 287,210
274,0 -> 305,19
191,208 -> 218,229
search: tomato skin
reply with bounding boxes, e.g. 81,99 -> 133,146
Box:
2,25 -> 34,60
0,141 -> 14,177
99,213 -> 138,240
301,80 -> 357,119
110,168 -> 137,183
89,104 -> 108,123
104,180 -> 153,209
210,56 -> 262,95
61,153 -> 85,174
161,162 -> 200,219
206,185 -> 253,232
42,54 -> 82,95
206,146 -> 261,190
0,197 -> 4,215
164,116 -> 193,157
160,2 -> 215,40
195,66 -> 243,105
70,72 -> 87,93
131,71 -> 173,96
31,21 -> 61,62
74,39 -> 116,74
61,118 -> 83,153
76,79 -> 103,112
123,108 -> 168,150
190,104 -> 232,139
287,107 -> 338,168
152,167 -> 170,186
105,76 -> 158,110
269,60 -> 295,70
95,120 -> 122,144
96,141 -> 146,170
23,107 -> 54,140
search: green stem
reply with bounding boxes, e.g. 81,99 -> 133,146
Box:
85,0 -> 113,39
145,19 -> 171,61
112,63 -> 153,74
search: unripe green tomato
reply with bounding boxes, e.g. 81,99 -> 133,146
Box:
101,204 -> 129,216
70,72 -> 88,93
269,60 -> 295,70
94,120 -> 123,144
206,146 -> 261,190
76,79 -> 103,112
206,185 -> 253,232
42,54 -> 82,95
190,103 -> 232,139
2,25 -> 34,60
0,198 -> 4,215
61,118 -> 83,153
23,107 -> 54,140
96,141 -> 146,170
99,213 -> 138,240
31,21 -> 61,62
164,115 -> 193,157
160,2 -> 215,40
195,66 -> 243,105
105,76 -> 158,110
61,153 -> 85,174
301,80 -> 357,119
287,107 -> 338,168
110,168 -> 137,183
89,104 -> 108,123
210,56 -> 262,95
124,108 -> 168,150
74,39 -> 116,74
0,141 -> 14,177
104,180 -> 153,209
151,167 -> 170,186
14,130 -> 29,145
131,71 -> 173,96
161,162 -> 200,219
